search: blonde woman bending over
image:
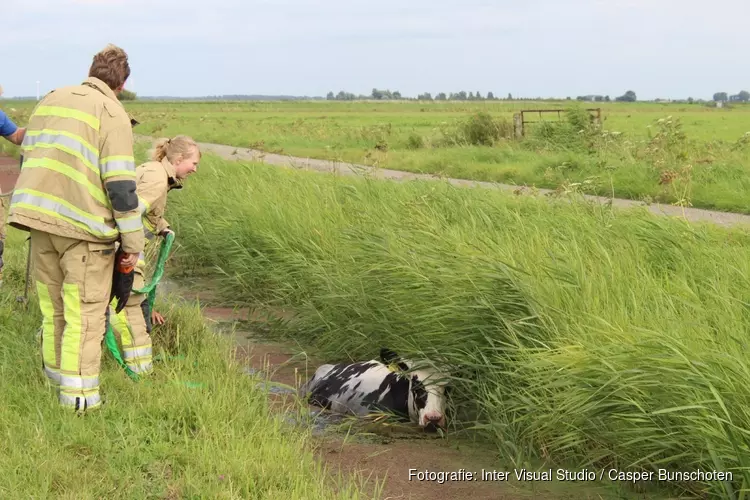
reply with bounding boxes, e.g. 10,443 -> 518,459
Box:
107,135 -> 200,376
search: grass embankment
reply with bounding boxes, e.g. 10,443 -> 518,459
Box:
167,152 -> 750,499
0,228 -> 374,498
4,99 -> 750,213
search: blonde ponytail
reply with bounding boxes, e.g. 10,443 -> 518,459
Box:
150,135 -> 200,163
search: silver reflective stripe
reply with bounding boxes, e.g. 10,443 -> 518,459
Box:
124,345 -> 152,360
100,156 -> 136,179
23,131 -> 98,172
59,392 -> 101,409
12,190 -> 118,238
127,361 -> 153,374
44,366 -> 61,384
116,215 -> 143,233
59,374 -> 99,390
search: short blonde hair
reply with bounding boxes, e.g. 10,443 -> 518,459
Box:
88,44 -> 130,91
152,135 -> 201,163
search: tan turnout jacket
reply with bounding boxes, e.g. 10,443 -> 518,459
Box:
8,77 -> 144,255
137,157 -> 182,239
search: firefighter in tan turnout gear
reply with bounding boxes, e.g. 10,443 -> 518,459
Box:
7,44 -> 144,413
107,135 -> 200,376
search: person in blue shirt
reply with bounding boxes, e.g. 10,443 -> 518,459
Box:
0,109 -> 25,145
0,107 -> 25,286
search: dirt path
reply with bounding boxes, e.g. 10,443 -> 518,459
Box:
0,155 -> 19,195
133,134 -> 750,228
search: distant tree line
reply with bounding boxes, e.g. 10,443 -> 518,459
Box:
713,91 -> 750,102
119,89 -> 137,101
326,88 -> 505,101
326,88 -> 644,102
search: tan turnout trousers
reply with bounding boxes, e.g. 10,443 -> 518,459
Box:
31,228 -> 116,411
107,264 -> 153,376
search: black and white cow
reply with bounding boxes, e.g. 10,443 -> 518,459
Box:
297,347 -> 451,431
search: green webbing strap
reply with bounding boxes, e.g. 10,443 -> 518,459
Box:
132,231 -> 175,310
104,231 -> 175,382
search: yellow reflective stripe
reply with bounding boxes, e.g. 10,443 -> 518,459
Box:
116,214 -> 143,233
22,129 -> 99,173
36,282 -> 57,368
143,218 -> 156,232
103,170 -> 136,179
20,158 -> 108,206
33,106 -> 100,130
111,305 -> 134,347
138,196 -> 151,212
60,283 -> 82,373
12,189 -> 118,238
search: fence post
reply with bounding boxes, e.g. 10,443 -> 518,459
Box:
513,113 -> 523,138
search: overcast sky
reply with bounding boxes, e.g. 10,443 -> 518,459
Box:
1,0 -> 748,100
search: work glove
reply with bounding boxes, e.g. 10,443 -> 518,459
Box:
160,228 -> 174,239
110,247 -> 135,314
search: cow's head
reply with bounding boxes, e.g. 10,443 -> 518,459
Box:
380,347 -> 450,432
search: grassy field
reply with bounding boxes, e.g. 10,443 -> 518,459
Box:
160,145 -> 750,500
0,227 -> 375,498
4,97 -> 750,498
3,98 -> 750,212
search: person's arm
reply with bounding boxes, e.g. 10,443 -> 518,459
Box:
98,108 -> 144,259
137,169 -> 169,238
0,110 -> 24,145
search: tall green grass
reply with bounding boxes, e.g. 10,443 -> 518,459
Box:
0,228 -> 375,499
167,153 -> 750,499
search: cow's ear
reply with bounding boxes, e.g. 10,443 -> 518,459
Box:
381,347 -> 409,372
380,347 -> 399,364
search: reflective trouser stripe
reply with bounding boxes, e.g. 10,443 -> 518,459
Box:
60,283 -> 82,373
59,391 -> 101,411
36,282 -> 57,369
109,296 -> 153,375
57,283 -> 102,410
110,298 -> 133,347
